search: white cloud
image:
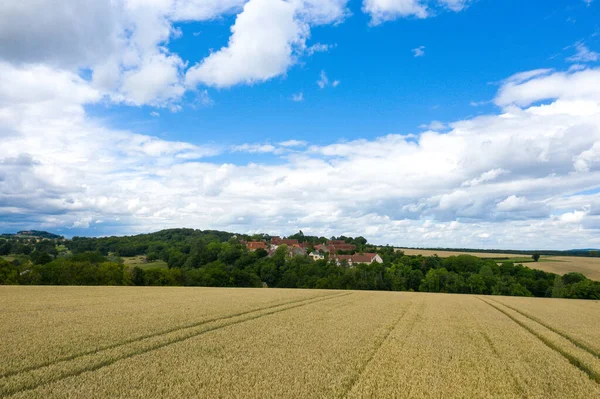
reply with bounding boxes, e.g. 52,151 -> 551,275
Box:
2,4 -> 600,248
0,0 -> 249,108
412,46 -> 425,57
438,0 -> 470,12
232,143 -> 277,153
186,0 -> 305,88
419,121 -> 446,130
185,0 -> 349,88
317,70 -> 329,88
363,0 -> 428,24
306,43 -> 335,55
317,70 -> 340,89
0,1 -> 349,105
280,140 -> 308,147
566,42 -> 600,63
362,0 -> 470,24
495,68 -> 600,107
291,92 -> 304,102
462,169 -> 508,187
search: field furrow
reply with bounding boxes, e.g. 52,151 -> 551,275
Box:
0,292 -> 349,397
3,287 -> 599,398
491,296 -> 600,356
347,294 -> 600,398
0,286 -> 325,376
478,297 -> 600,385
7,291 -> 412,398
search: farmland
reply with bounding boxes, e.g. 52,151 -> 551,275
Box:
1,286 -> 600,398
399,248 -> 600,281
121,256 -> 168,270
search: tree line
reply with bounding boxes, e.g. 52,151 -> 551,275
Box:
1,229 -> 598,300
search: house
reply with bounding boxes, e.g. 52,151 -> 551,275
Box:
246,241 -> 267,251
267,245 -> 307,258
289,247 -> 307,257
309,251 -> 325,261
332,253 -> 383,267
351,253 -> 383,264
270,237 -> 300,247
315,240 -> 357,254
327,240 -> 357,252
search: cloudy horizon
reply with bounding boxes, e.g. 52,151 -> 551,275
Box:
1,0 -> 600,249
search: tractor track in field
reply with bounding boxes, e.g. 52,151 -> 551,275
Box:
341,300 -> 423,398
465,301 -> 527,398
0,292 -> 337,380
487,297 -> 600,359
1,292 -> 351,398
477,297 -> 600,386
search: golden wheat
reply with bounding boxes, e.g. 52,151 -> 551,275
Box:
2,286 -> 600,398
398,249 -> 600,280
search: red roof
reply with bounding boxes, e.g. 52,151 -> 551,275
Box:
351,253 -> 378,263
246,241 -> 267,250
333,253 -> 380,264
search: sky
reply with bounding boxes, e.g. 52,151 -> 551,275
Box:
1,0 -> 600,249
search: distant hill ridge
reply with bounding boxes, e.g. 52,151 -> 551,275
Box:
1,230 -> 63,239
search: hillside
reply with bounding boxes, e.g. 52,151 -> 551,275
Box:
1,229 -> 599,300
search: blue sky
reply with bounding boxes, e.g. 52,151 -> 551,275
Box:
92,0 -> 599,149
1,0 -> 600,249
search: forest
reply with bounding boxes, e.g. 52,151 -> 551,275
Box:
1,229 -> 599,299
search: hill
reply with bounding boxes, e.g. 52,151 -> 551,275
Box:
1,229 -> 599,300
1,230 -> 63,240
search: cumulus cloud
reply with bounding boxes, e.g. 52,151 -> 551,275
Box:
7,66 -> 600,248
2,4 -> 600,248
185,0 -> 348,88
186,0 -> 305,88
0,0 -> 238,108
1,1 -> 349,105
363,0 -> 428,24
495,68 -> 600,107
363,0 -> 470,24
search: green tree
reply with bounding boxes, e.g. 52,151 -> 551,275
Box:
532,253 -> 540,262
466,274 -> 486,294
551,275 -> 564,298
0,258 -> 19,284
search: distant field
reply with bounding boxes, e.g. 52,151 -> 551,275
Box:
1,286 -> 600,398
398,248 -> 600,281
122,256 -> 168,270
531,256 -> 600,281
399,248 -> 533,258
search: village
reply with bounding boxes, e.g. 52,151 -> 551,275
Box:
244,236 -> 383,267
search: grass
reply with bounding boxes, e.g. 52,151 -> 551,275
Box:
121,256 -> 168,270
1,255 -> 15,262
2,287 -> 600,398
399,248 -> 600,280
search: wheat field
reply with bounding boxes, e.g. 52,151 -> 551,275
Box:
1,286 -> 599,398
398,248 -> 600,281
